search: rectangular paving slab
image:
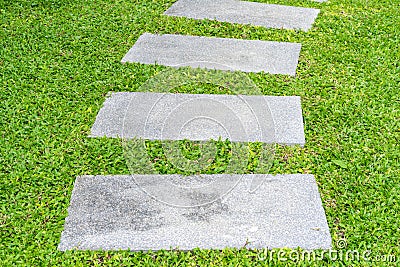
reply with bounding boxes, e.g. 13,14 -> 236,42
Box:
121,33 -> 301,76
90,92 -> 306,146
164,0 -> 320,31
58,174 -> 332,251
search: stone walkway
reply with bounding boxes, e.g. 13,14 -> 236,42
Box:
59,0 -> 332,251
59,174 -> 331,251
164,0 -> 320,31
90,92 -> 305,145
122,33 -> 301,75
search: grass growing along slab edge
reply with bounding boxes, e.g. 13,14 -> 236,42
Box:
0,0 -> 399,265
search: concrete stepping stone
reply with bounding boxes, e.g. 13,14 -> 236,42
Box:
121,33 -> 301,76
58,174 -> 332,251
90,92 -> 306,146
164,0 -> 320,31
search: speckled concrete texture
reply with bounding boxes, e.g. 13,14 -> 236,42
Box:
89,92 -> 305,146
121,33 -> 301,75
164,0 -> 320,31
58,174 -> 332,251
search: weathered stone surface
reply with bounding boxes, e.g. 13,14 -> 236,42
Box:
121,33 -> 301,75
90,92 -> 305,146
164,0 -> 320,31
59,174 -> 332,251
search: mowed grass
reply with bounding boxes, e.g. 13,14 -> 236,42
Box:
1,0 -> 399,265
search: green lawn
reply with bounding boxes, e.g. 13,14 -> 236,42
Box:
1,0 -> 399,265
